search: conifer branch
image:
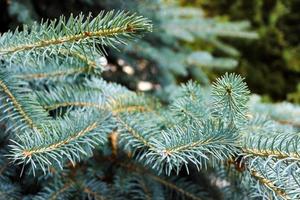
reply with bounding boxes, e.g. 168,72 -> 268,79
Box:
10,48 -> 104,81
1,25 -> 138,55
79,178 -> 111,200
49,181 -> 74,200
35,83 -> 154,114
250,169 -> 289,200
276,119 -> 300,128
212,73 -> 250,122
139,182 -> 152,200
120,162 -> 207,200
43,101 -> 150,115
21,122 -> 98,158
34,173 -> 111,200
0,3 -> 289,198
44,102 -> 103,111
8,109 -> 113,174
0,71 -> 50,134
147,174 -> 204,200
18,68 -> 86,80
115,114 -> 155,149
0,10 -> 152,64
0,79 -> 38,130
242,134 -> 300,161
0,178 -> 21,200
82,187 -> 106,200
242,148 -> 300,160
149,120 -> 239,174
65,50 -> 97,70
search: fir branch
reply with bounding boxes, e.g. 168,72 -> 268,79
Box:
35,83 -> 155,114
83,188 -> 105,200
108,94 -> 156,115
35,84 -> 105,111
21,122 -> 98,157
274,119 -> 300,128
80,178 -> 110,200
0,79 -> 38,131
34,81 -> 161,129
19,68 -> 85,80
33,178 -> 75,200
60,49 -> 98,73
33,168 -> 111,199
250,169 -> 289,200
84,77 -> 130,98
243,148 -> 300,160
8,109 -> 113,174
242,133 -> 300,199
120,162 -> 207,200
0,177 -> 21,200
115,113 -> 156,150
148,120 -> 239,174
246,156 -> 300,199
140,183 -> 152,200
0,71 -> 50,134
49,182 -> 73,200
82,186 -> 106,200
9,48 -> 104,81
212,73 -> 250,122
33,83 -> 160,158
0,11 -> 152,63
43,97 -> 151,114
170,81 -> 210,124
16,64 -> 87,81
34,84 -> 163,162
45,101 -> 103,111
0,152 -> 15,178
241,114 -> 280,138
248,96 -> 300,129
242,134 -> 300,161
148,175 -> 204,200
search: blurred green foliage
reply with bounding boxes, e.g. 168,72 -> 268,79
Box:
1,0 -> 299,102
182,0 -> 300,102
1,0 -> 259,103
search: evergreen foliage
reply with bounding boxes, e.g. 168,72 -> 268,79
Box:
2,0 -> 258,93
0,3 -> 299,200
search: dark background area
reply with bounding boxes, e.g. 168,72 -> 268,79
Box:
182,0 -> 300,102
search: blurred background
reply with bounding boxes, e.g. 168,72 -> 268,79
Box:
0,0 -> 299,103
